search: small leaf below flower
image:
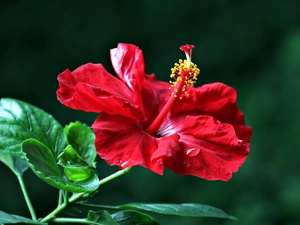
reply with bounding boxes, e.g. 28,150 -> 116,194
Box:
22,138 -> 99,192
57,145 -> 96,182
64,121 -> 96,165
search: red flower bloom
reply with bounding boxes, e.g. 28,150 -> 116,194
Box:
57,43 -> 252,181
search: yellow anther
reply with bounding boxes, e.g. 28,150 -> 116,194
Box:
169,59 -> 199,80
169,46 -> 200,99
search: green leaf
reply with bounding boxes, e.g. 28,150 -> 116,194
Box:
0,98 -> 66,157
22,138 -> 60,176
60,122 -> 97,182
58,145 -> 89,168
57,145 -> 95,182
64,121 -> 96,165
77,203 -> 236,220
0,152 -> 28,175
22,138 -> 99,192
112,210 -> 159,225
0,210 -> 47,224
87,210 -> 118,225
63,167 -> 92,182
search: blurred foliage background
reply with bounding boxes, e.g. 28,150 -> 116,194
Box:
1,0 -> 300,224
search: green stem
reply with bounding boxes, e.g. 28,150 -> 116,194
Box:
16,174 -> 37,221
57,190 -> 63,207
64,191 -> 69,204
40,168 -> 132,223
98,167 -> 132,186
39,198 -> 65,222
52,217 -> 88,224
40,192 -> 82,223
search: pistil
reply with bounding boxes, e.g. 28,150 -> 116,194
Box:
146,45 -> 200,136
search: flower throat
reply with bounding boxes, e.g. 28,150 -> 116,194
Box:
146,45 -> 200,136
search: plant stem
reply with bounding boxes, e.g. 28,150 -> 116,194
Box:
39,198 -> 66,222
98,167 -> 132,186
40,191 -> 84,223
57,190 -> 63,207
52,217 -> 88,223
64,191 -> 69,204
40,168 -> 132,223
16,174 -> 37,221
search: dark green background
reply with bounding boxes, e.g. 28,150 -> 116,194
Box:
1,1 -> 300,224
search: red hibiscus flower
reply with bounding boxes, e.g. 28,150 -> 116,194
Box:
57,43 -> 252,181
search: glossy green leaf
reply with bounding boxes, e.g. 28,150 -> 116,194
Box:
0,98 -> 66,157
64,121 -> 96,165
0,152 -> 28,175
77,203 -> 236,219
87,210 -> 118,225
63,167 -> 92,182
58,145 -> 89,167
22,138 -> 99,192
60,122 -> 97,182
57,145 -> 94,182
58,145 -> 92,181
0,210 -> 47,224
112,210 -> 159,225
0,98 -> 65,176
22,138 -> 60,176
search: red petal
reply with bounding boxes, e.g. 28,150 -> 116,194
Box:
110,43 -> 165,123
172,82 -> 245,125
144,74 -> 171,102
139,74 -> 170,128
57,63 -> 145,121
92,113 -> 179,175
110,43 -> 145,101
161,115 -> 251,181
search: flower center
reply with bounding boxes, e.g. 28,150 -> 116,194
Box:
146,45 -> 200,136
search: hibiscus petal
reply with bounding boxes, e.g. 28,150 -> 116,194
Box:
57,63 -> 145,121
110,43 -> 145,92
144,74 -> 171,105
151,133 -> 181,172
139,74 -> 170,128
92,113 -> 179,175
163,115 -> 251,181
172,82 -> 246,125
